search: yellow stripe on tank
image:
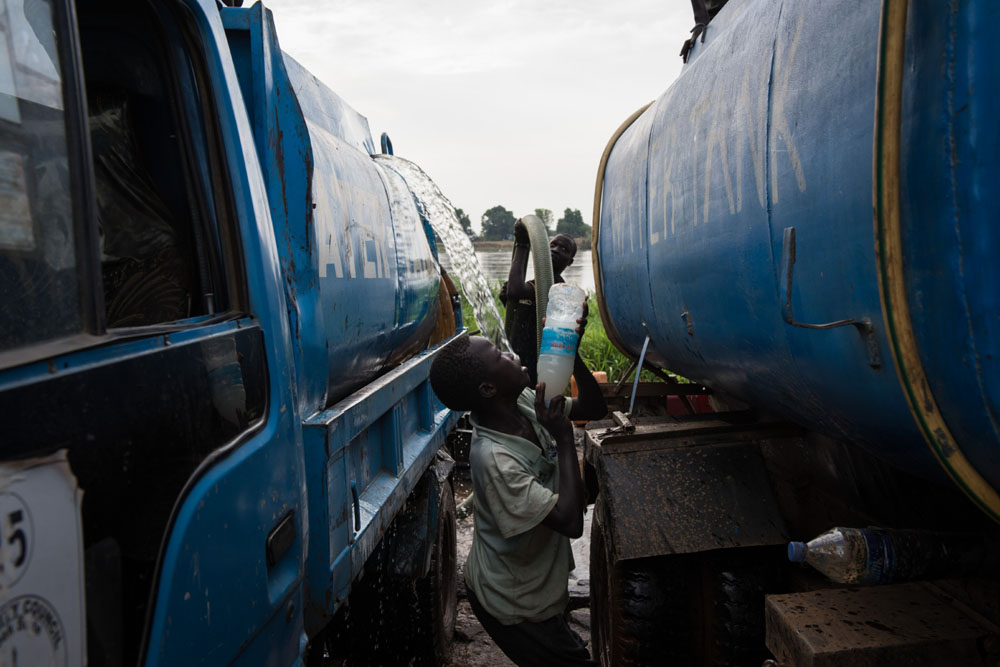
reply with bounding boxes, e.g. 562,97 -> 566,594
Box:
873,0 -> 1000,522
592,102 -> 652,362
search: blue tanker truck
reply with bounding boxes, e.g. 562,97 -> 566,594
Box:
0,0 -> 462,664
587,0 -> 1000,664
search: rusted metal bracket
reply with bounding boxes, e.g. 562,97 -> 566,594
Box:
600,411 -> 636,437
614,359 -> 638,394
781,227 -> 882,368
611,411 -> 634,433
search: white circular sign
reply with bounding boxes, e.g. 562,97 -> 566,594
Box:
0,595 -> 68,666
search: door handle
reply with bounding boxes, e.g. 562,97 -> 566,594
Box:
266,510 -> 296,566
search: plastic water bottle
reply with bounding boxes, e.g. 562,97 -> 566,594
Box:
536,284 -> 585,404
788,526 -> 994,585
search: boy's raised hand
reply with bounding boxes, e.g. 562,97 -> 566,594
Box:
513,218 -> 530,245
534,382 -> 572,441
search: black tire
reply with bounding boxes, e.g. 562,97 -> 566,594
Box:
699,555 -> 773,667
413,481 -> 458,665
590,500 -> 773,666
590,505 -> 613,665
323,480 -> 458,666
591,502 -> 693,666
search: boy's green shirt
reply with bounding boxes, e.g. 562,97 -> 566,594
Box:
465,387 -> 575,625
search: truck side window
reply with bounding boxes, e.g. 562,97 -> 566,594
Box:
90,89 -> 197,326
0,0 -> 82,351
79,0 -> 231,328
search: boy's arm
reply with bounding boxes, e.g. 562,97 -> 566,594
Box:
505,219 -> 534,301
534,388 -> 585,539
567,299 -> 609,421
569,354 -> 607,421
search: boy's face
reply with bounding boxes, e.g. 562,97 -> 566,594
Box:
469,337 -> 531,398
550,235 -> 576,274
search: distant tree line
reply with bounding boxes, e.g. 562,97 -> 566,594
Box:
454,205 -> 591,242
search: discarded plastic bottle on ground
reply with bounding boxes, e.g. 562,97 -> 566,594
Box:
788,526 -> 995,585
536,284 -> 585,404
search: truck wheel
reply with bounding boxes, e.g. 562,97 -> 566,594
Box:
590,502 -> 772,666
413,481 -> 457,664
700,555 -> 772,667
590,503 -> 693,666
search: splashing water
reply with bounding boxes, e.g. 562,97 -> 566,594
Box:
374,154 -> 511,352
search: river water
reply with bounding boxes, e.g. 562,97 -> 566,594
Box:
440,250 -> 595,293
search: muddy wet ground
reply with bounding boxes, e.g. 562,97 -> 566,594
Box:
445,442 -> 595,667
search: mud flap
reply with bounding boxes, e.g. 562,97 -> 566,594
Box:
587,428 -> 789,562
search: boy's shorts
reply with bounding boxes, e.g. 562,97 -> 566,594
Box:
467,589 -> 598,667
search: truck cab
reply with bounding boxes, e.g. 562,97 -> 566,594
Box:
0,0 -> 460,664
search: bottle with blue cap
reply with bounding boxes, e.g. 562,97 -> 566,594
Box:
788,526 -> 996,585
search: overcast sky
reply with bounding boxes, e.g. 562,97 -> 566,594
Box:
261,0 -> 691,233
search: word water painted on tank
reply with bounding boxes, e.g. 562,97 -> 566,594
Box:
313,175 -> 393,281
614,12 -> 810,259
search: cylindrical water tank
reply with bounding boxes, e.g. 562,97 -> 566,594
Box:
594,0 -> 1000,518
224,7 -> 444,411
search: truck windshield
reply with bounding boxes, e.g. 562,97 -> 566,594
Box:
0,0 -> 82,353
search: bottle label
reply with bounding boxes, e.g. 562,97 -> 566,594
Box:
539,327 -> 578,357
861,530 -> 894,585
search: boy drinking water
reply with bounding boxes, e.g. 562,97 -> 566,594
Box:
429,305 -> 606,666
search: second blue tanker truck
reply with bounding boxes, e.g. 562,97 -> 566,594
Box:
587,0 -> 1000,664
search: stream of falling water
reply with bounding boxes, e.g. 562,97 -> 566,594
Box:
374,155 -> 511,352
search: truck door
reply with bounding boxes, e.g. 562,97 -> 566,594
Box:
0,0 -> 303,665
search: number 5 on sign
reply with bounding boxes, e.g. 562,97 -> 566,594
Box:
0,498 -> 31,589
